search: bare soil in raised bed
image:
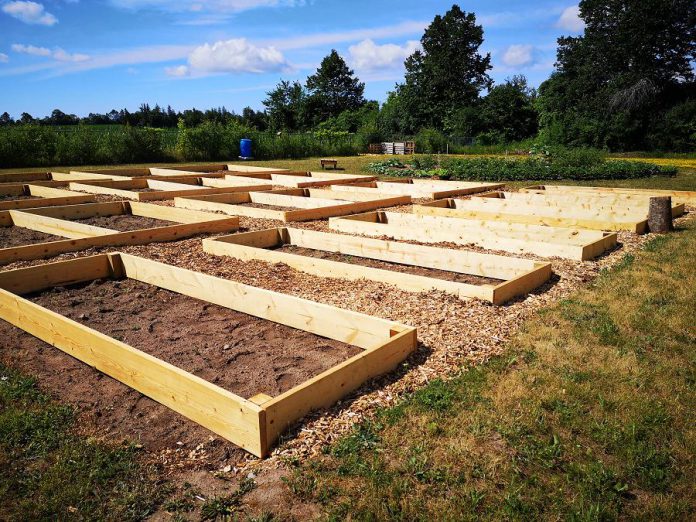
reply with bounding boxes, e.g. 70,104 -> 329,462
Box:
240,202 -> 296,211
0,277 -> 361,462
72,214 -> 176,231
0,194 -> 37,201
276,245 -> 503,285
0,226 -> 64,247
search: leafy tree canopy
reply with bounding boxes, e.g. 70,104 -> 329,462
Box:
305,50 -> 366,125
538,0 -> 696,150
398,4 -> 492,132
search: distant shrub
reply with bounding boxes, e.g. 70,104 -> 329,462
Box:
367,150 -> 676,182
415,128 -> 448,153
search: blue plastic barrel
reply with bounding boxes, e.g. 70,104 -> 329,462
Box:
239,138 -> 252,159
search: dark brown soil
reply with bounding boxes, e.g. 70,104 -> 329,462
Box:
0,278 -> 361,461
0,194 -> 36,201
277,245 -> 504,285
241,202 -> 295,211
72,214 -> 176,231
0,226 -> 64,247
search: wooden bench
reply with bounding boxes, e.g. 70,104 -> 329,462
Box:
320,158 -> 338,169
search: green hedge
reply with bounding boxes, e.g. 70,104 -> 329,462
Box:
0,123 -> 363,168
367,155 -> 677,181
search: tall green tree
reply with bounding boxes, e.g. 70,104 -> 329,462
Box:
305,50 -> 366,126
263,80 -> 306,131
398,4 -> 492,132
538,0 -> 696,150
479,75 -> 538,143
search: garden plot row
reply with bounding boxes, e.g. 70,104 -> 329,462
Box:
522,184 -> 696,207
0,252 -> 417,457
0,201 -> 239,264
2,169 -> 662,459
0,184 -> 95,210
416,191 -> 685,233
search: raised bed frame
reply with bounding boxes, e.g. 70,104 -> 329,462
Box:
0,184 -> 95,211
328,179 -> 505,200
0,171 -> 53,184
0,253 -> 417,457
68,178 -> 272,201
227,164 -> 290,173
203,228 -> 552,304
175,188 -> 411,222
0,201 -> 239,265
521,185 -> 696,207
415,196 -> 685,234
329,211 -> 618,261
224,171 -> 376,188
60,164 -> 230,178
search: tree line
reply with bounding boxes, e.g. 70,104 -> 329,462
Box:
2,1 -> 694,152
0,104 -> 268,130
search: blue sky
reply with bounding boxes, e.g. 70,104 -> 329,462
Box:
0,1 -> 585,118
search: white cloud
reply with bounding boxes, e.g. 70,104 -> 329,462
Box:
186,38 -> 286,73
12,43 -> 51,57
557,5 -> 585,32
165,64 -> 189,76
264,20 -> 427,51
12,43 -> 89,62
502,44 -> 534,67
0,53 -> 8,63
1,1 -> 57,25
109,0 -> 301,13
348,39 -> 420,71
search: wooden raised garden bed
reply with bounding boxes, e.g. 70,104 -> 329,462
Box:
0,253 -> 417,456
224,171 -> 376,188
415,194 -> 685,234
203,228 -> 552,304
329,211 -> 618,261
68,178 -> 272,201
175,188 -> 411,222
0,201 -> 239,264
521,185 -> 696,207
328,179 -> 506,200
0,184 -> 95,211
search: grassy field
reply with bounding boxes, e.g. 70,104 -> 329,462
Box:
285,219 -> 696,520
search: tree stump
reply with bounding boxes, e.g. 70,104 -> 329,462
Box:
647,196 -> 673,233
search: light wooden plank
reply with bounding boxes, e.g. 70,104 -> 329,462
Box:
8,210 -> 117,238
0,285 -> 265,456
0,203 -> 239,265
0,172 -> 51,184
204,228 -> 552,303
521,185 -> 696,207
227,164 -> 290,173
414,200 -> 650,233
263,327 -> 416,446
330,211 -> 617,261
330,180 -> 505,199
118,252 -> 401,348
0,185 -> 96,211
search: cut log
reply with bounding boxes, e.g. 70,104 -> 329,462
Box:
648,196 -> 673,233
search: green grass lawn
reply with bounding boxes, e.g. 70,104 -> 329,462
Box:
285,219 -> 696,520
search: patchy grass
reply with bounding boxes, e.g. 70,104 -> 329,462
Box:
287,219 -> 696,520
0,364 -> 165,521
